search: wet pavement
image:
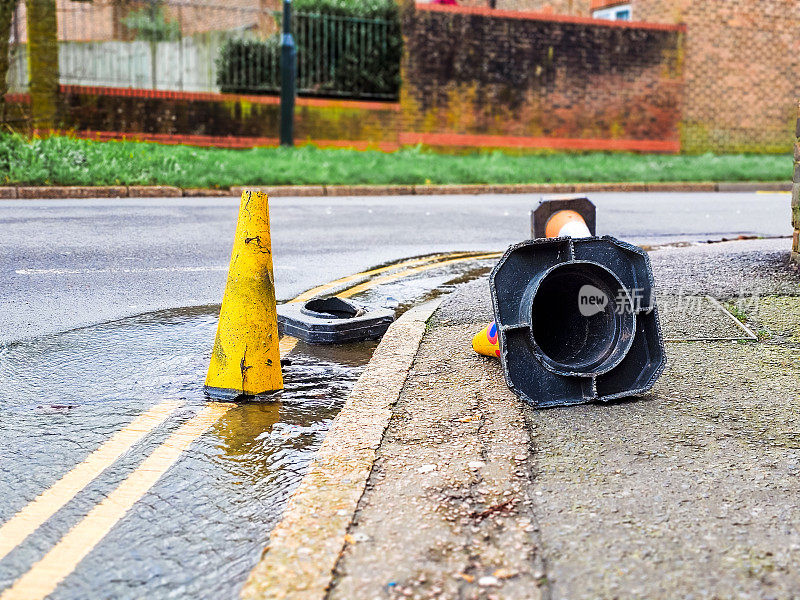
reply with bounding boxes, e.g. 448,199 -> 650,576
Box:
0,257 -> 493,599
0,192 -> 791,343
0,305 -> 373,599
0,190 -> 795,598
325,239 -> 800,599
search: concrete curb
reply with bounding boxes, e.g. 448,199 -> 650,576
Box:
240,300 -> 442,600
0,182 -> 792,200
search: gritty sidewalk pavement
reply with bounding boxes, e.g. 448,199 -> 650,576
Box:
327,238 -> 800,600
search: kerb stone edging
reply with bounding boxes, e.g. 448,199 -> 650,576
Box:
240,299 -> 442,600
0,182 -> 792,200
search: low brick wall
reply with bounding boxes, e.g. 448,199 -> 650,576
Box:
59,85 -> 402,148
793,102 -> 799,264
4,5 -> 687,154
399,4 -> 684,151
7,85 -> 402,149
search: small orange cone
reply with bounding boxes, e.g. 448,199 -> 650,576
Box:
472,321 -> 500,358
544,209 -> 592,238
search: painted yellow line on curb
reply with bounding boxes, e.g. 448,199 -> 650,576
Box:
756,190 -> 790,195
0,401 -> 181,563
338,252 -> 502,299
288,252 -> 482,304
0,403 -> 233,600
279,335 -> 299,356
279,251 -> 497,355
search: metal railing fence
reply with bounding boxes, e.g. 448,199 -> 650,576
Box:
7,0 -> 401,100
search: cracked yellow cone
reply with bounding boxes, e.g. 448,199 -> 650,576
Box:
205,190 -> 283,399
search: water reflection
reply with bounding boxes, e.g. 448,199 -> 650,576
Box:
0,257 -> 494,599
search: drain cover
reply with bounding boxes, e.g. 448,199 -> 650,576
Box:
277,297 -> 395,344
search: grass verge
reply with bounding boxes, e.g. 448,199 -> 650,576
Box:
0,133 -> 791,187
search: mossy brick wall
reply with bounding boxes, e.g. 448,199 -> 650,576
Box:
524,0 -> 800,153
400,5 -> 683,145
793,102 -> 799,263
58,88 -> 401,144
635,0 -> 800,154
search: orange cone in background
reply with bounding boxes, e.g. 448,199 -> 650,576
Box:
472,200 -> 594,359
544,209 -> 592,238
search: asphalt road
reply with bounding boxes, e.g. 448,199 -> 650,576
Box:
0,192 -> 792,344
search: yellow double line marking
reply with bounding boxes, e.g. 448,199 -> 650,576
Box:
337,252 -> 501,299
1,404 -> 231,600
0,250 -> 500,600
278,334 -> 300,356
288,251 -> 484,304
0,401 -> 181,563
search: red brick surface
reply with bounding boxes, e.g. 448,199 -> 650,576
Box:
590,0 -> 629,9
524,0 -> 800,153
229,186 -> 326,197
638,0 -> 799,153
464,0 -> 591,14
17,186 -> 127,199
401,3 -> 682,150
183,188 -> 234,197
416,4 -> 681,31
127,186 -> 183,198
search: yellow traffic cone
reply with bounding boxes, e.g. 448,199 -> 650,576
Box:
472,321 -> 500,358
205,190 -> 284,399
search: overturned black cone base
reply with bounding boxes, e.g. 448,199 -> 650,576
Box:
277,297 -> 395,344
490,236 -> 666,408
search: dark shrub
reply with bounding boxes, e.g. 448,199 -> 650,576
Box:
216,0 -> 400,99
217,37 -> 281,94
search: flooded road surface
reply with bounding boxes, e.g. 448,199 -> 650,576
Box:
0,255 -> 493,600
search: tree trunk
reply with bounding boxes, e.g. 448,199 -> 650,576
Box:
0,0 -> 16,106
26,0 -> 58,131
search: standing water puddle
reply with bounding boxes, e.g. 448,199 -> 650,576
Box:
0,258 -> 491,599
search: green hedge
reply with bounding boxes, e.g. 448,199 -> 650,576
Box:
293,0 -> 398,18
217,37 -> 281,95
216,0 -> 401,99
